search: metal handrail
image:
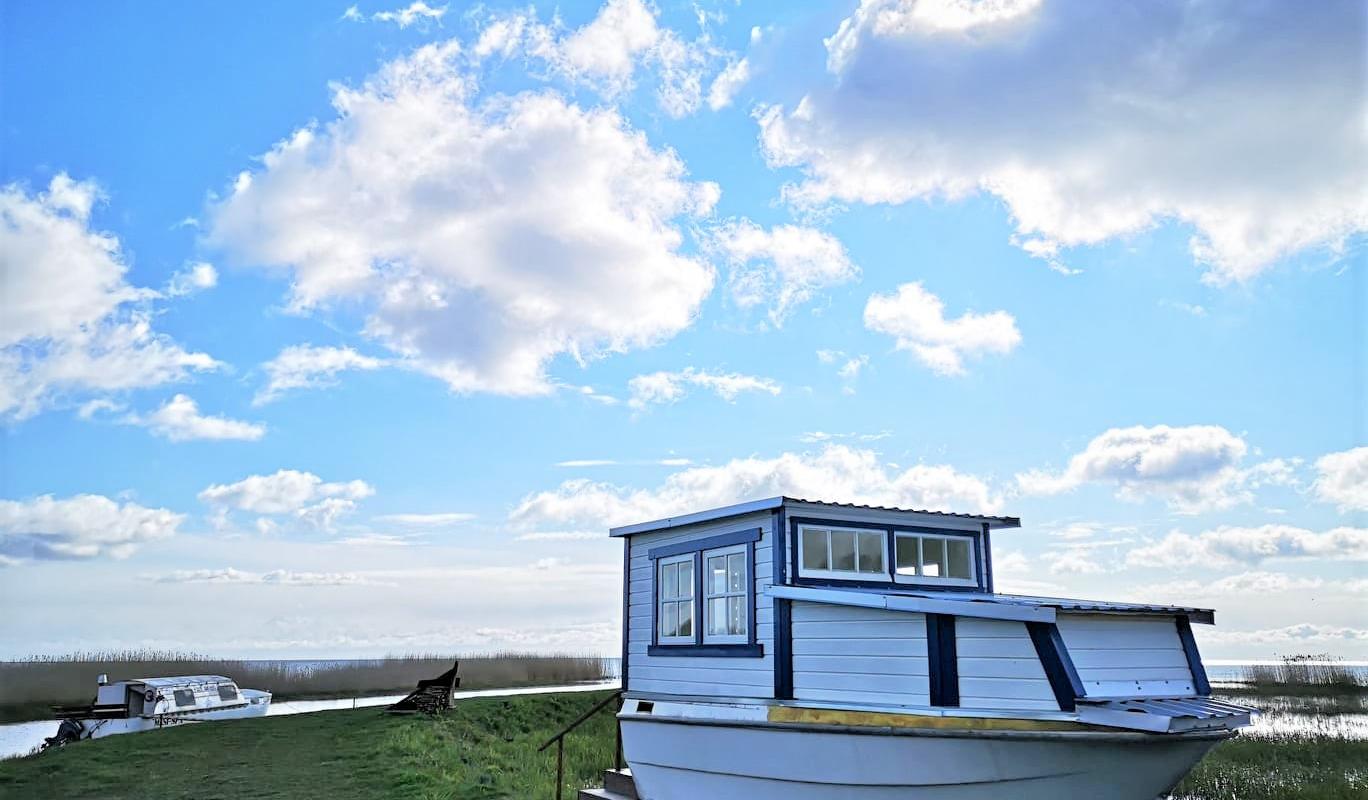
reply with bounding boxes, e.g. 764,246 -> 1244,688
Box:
538,689 -> 624,800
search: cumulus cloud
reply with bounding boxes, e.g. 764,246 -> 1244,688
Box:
0,495 -> 184,562
164,262 -> 218,297
1200,623 -> 1368,646
1313,446 -> 1368,512
1,175 -> 220,419
707,57 -> 750,110
760,0 -> 1367,283
199,469 -> 374,516
1126,524 -> 1368,569
255,344 -> 386,405
1016,424 -> 1253,512
473,0 -> 738,118
627,367 -> 781,409
146,567 -> 385,586
706,220 -> 859,324
510,443 -> 1001,531
208,40 -> 716,397
864,282 -> 1020,375
129,394 -> 265,442
371,1 -> 446,28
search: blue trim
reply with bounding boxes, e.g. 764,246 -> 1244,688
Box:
926,614 -> 959,707
1176,615 -> 1212,696
773,507 -> 793,699
981,523 -> 994,594
746,540 -> 757,648
648,644 -> 764,658
1027,621 -> 1084,711
621,538 -> 630,690
693,552 -> 704,646
648,527 -> 762,560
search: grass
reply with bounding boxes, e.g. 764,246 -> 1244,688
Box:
1171,733 -> 1367,800
1221,655 -> 1367,698
0,690 -> 620,800
0,651 -> 611,722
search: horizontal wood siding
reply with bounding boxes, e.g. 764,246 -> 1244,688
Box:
626,511 -> 774,699
955,618 -> 1059,711
790,602 -> 930,707
1056,613 -> 1195,697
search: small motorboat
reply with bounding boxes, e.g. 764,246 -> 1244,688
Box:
44,674 -> 271,748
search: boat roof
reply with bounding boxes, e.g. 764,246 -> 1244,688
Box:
129,675 -> 234,687
768,584 -> 1215,625
609,496 -> 1021,537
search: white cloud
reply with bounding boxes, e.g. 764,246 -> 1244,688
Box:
1,175 -> 220,419
1016,424 -> 1251,512
513,530 -> 603,542
707,220 -> 859,324
165,262 -> 218,297
510,443 -> 1000,531
864,282 -> 1020,375
372,512 -> 475,527
1200,623 -> 1368,647
208,41 -> 716,398
255,344 -> 386,405
341,5 -> 363,22
473,0 -> 737,118
628,367 -> 781,409
1135,570 -> 1331,601
707,57 -> 750,110
146,567 -> 384,586
1313,446 -> 1368,512
799,430 -> 890,444
0,494 -> 184,562
1126,524 -> 1368,570
371,2 -> 446,28
199,469 -> 374,516
761,0 -> 1367,283
129,394 -> 265,442
557,460 -> 618,468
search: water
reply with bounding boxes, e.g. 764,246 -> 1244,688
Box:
0,680 -> 619,761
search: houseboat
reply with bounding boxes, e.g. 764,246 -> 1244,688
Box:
612,497 -> 1253,799
45,675 -> 271,748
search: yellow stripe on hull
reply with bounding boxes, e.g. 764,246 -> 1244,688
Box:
767,705 -> 1106,733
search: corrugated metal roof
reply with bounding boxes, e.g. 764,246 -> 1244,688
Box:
609,496 -> 1020,537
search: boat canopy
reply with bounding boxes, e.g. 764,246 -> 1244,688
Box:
768,584 -> 1215,625
129,675 -> 234,687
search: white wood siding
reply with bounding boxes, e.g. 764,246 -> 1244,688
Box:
626,511 -> 775,699
1056,613 -> 1196,698
790,601 -> 930,707
954,617 -> 1059,711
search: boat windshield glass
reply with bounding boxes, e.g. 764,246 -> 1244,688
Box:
173,689 -> 196,707
218,684 -> 239,701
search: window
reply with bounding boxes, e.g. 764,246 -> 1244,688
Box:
895,532 -> 976,585
703,545 -> 748,643
173,689 -> 196,707
656,554 -> 695,643
798,525 -> 887,579
217,684 -> 239,702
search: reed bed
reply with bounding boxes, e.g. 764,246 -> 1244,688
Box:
0,650 -> 612,719
1237,655 -> 1366,694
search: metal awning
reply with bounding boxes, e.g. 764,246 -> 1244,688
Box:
1076,697 -> 1256,733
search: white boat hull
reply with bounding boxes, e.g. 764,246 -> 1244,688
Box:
621,712 -> 1227,800
76,689 -> 272,741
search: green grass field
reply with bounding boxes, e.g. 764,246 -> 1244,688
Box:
2,689 -> 1364,800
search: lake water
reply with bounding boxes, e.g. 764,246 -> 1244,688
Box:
0,680 -> 619,761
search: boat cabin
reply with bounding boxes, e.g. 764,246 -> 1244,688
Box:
85,675 -> 253,718
614,497 -> 1234,732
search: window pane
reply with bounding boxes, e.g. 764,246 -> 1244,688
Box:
947,539 -> 973,580
857,531 -> 884,573
728,553 -> 745,592
921,537 -> 945,577
662,562 -> 677,600
895,535 -> 919,575
662,602 -> 678,638
678,559 -> 693,598
831,531 -> 857,571
802,529 -> 829,571
678,602 -> 693,637
728,596 -> 746,635
708,555 -> 727,595
709,598 -> 727,635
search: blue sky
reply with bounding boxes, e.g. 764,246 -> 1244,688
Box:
1,0 -> 1364,660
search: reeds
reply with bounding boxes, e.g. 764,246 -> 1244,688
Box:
1240,654 -> 1364,691
0,650 -> 613,712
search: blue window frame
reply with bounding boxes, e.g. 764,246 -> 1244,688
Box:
647,528 -> 763,658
